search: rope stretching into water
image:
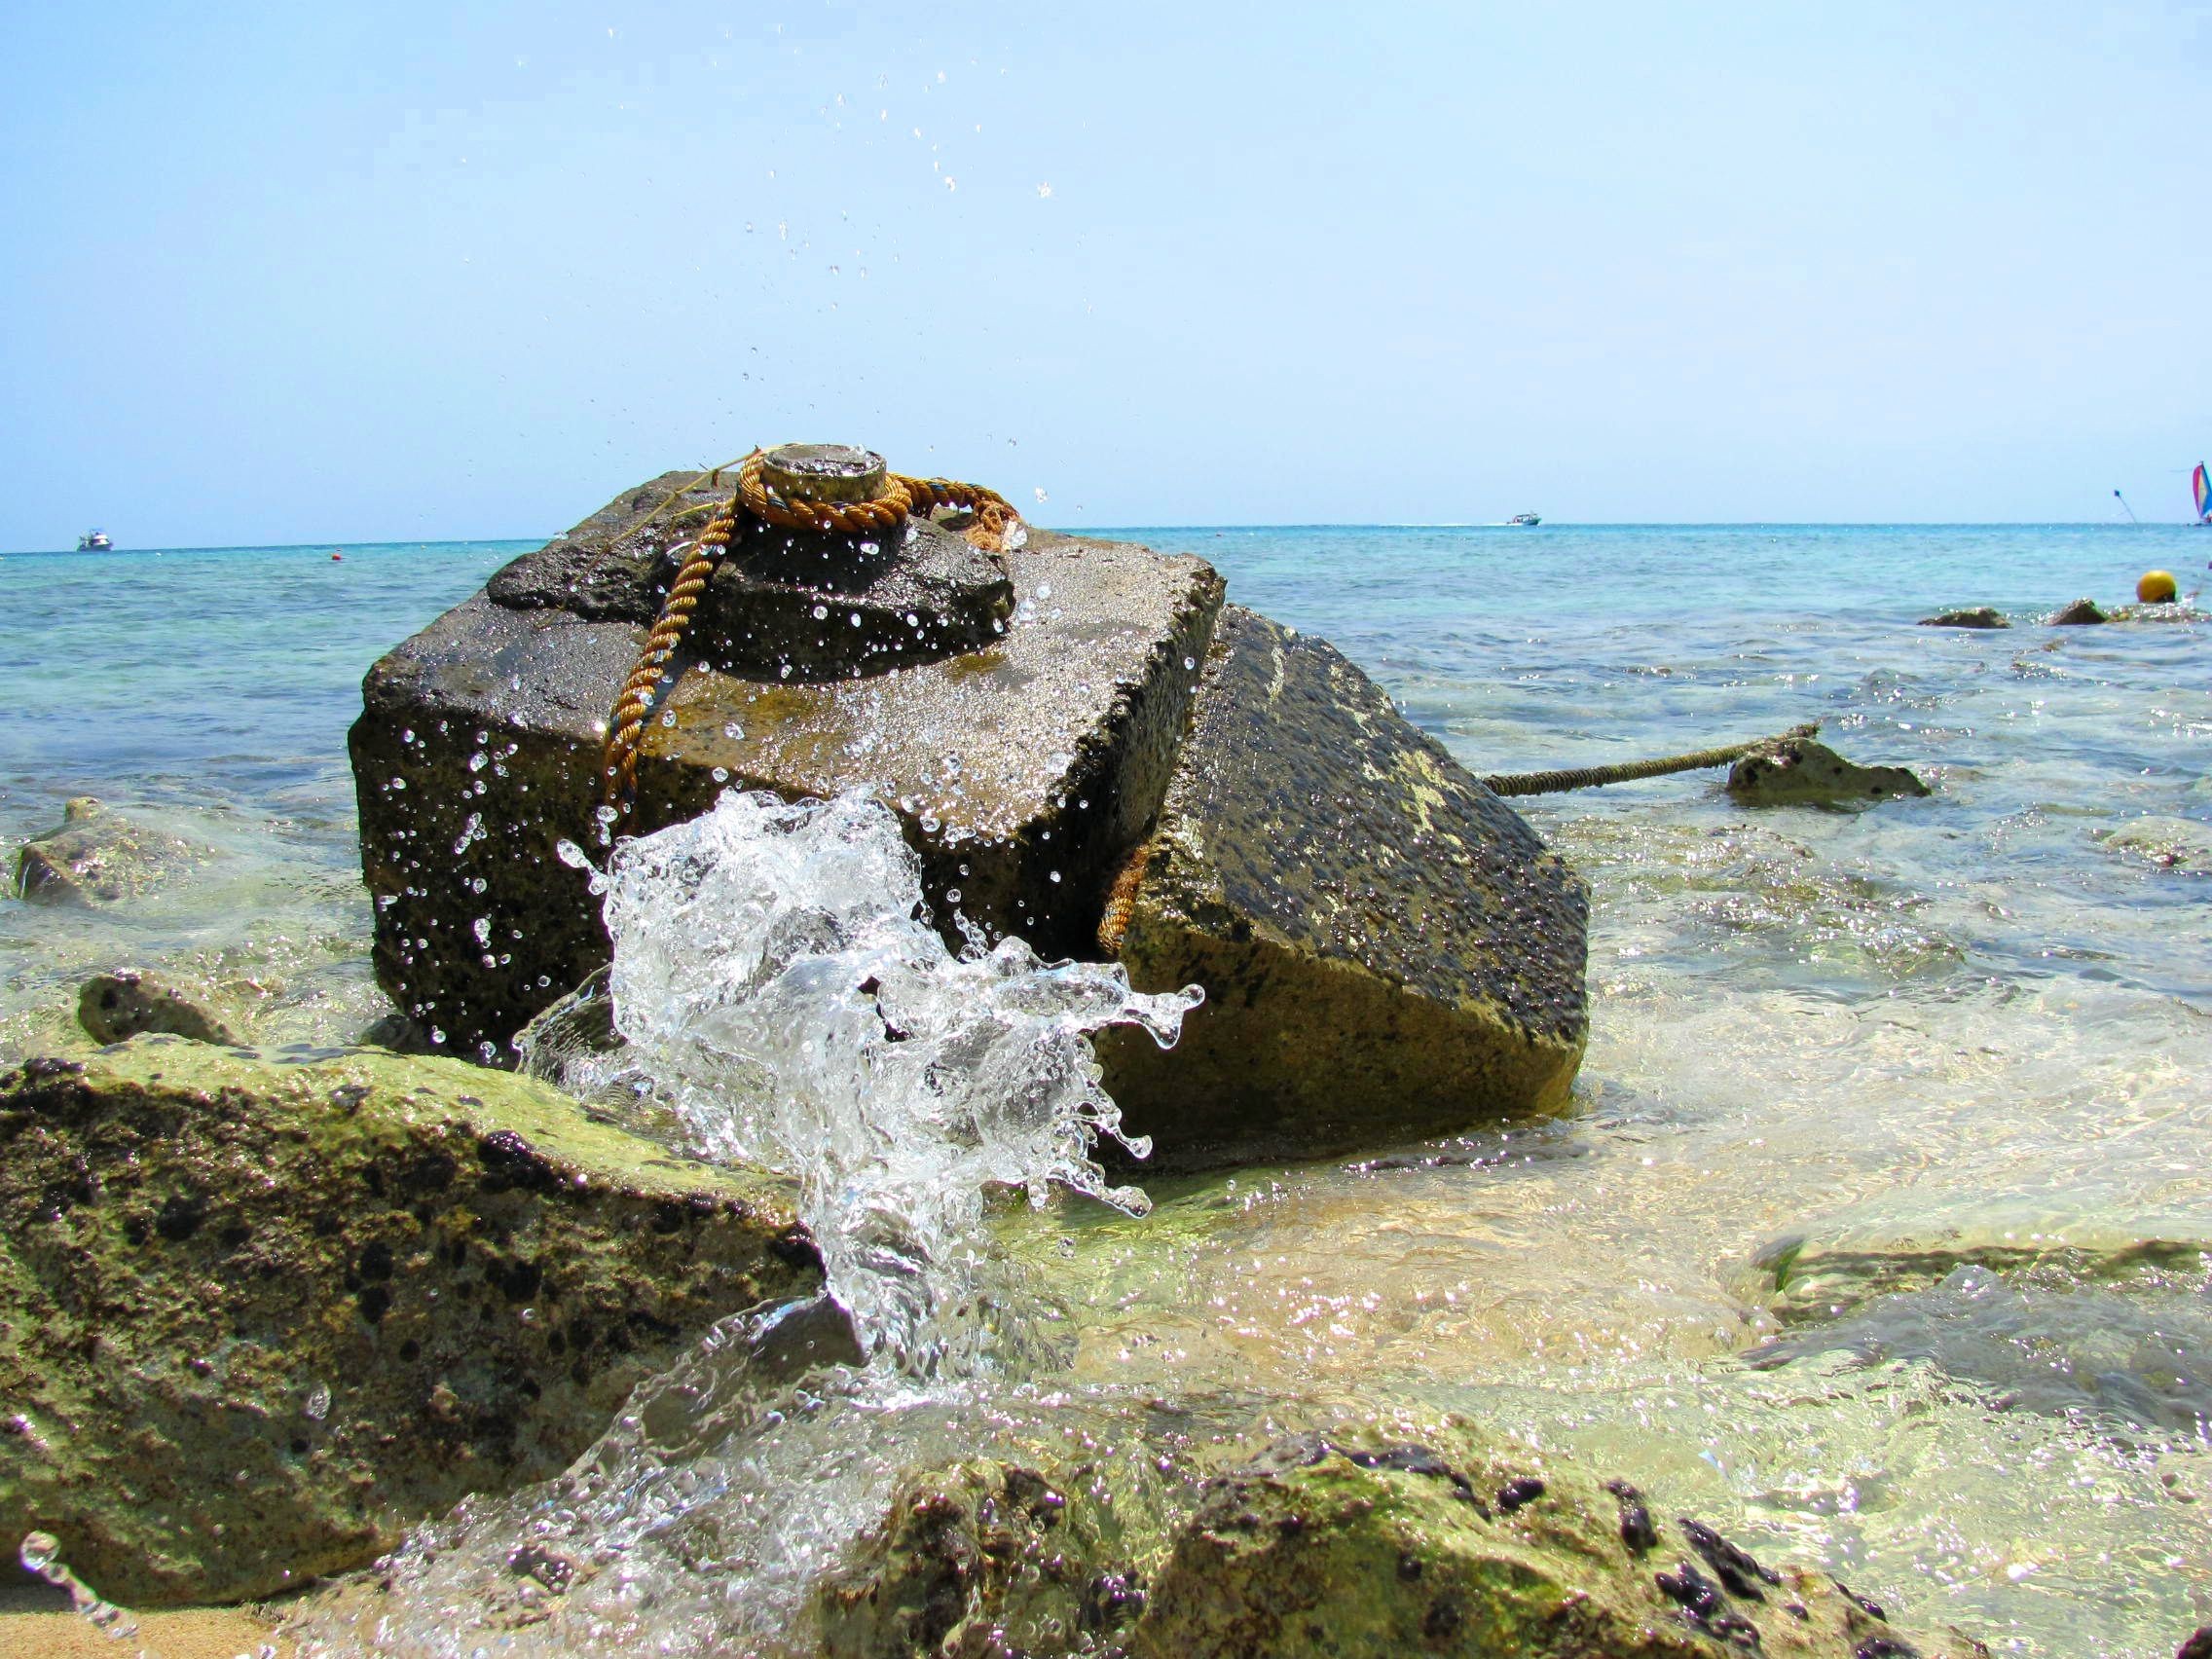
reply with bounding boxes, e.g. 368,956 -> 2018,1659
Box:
598,450 -> 1021,814
1481,722 -> 1821,797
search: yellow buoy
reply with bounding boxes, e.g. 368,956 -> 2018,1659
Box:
2137,570 -> 2178,604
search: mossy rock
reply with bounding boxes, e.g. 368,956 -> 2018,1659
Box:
1725,738 -> 1931,809
1097,606 -> 1588,1167
0,1040 -> 816,1605
819,1424 -> 1986,1658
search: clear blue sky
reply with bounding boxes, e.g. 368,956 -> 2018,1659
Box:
4,1 -> 2209,545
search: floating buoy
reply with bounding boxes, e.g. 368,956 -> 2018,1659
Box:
2137,570 -> 2177,603
331,552 -> 344,562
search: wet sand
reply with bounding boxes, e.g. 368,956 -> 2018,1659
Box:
0,1583 -> 291,1658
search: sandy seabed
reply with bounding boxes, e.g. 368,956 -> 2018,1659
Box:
0,1584 -> 292,1657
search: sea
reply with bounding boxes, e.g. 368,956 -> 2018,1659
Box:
1,524 -> 2207,1656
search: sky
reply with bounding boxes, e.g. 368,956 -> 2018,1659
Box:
3,1 -> 2210,545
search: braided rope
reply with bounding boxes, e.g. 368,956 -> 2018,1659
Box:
599,505 -> 739,812
597,450 -> 1023,816
1482,722 -> 1820,798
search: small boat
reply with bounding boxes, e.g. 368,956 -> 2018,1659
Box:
77,530 -> 113,551
2193,462 -> 2209,525
1503,512 -> 1541,527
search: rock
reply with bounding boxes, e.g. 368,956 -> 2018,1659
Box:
2099,816 -> 2212,870
2179,1625 -> 2212,1659
1725,738 -> 1931,807
1093,607 -> 1587,1169
2048,598 -> 2107,625
1917,608 -> 2009,629
0,1040 -> 815,1605
11,798 -> 202,905
76,971 -> 238,1046
350,473 -> 1223,1063
818,1425 -> 1986,1658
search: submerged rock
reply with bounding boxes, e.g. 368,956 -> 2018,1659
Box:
1096,607 -> 1588,1168
11,797 -> 202,905
2098,816 -> 2212,871
0,1040 -> 815,1605
818,1425 -> 1986,1658
1918,607 -> 2009,629
2105,601 -> 2206,624
1725,737 -> 1931,808
76,970 -> 238,1046
2048,598 -> 2107,625
1745,1198 -> 2212,1323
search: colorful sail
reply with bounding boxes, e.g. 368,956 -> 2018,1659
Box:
2194,461 -> 2211,523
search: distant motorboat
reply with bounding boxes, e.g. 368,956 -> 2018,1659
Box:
1503,512 -> 1541,527
76,530 -> 113,551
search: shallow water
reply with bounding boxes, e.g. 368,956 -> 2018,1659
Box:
3,525 -> 2208,1653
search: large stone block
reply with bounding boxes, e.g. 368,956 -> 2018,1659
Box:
0,1041 -> 816,1605
1096,607 -> 1588,1168
350,472 -> 1223,1060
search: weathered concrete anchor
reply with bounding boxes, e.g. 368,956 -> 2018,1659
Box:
349,447 -> 1590,1168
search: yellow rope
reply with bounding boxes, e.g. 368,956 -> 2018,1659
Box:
597,448 -> 1022,815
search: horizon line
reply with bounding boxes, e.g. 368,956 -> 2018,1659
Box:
6,519 -> 2206,555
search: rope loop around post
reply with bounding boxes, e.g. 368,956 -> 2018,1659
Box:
597,447 -> 1024,819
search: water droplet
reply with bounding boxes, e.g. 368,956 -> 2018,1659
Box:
468,752 -> 488,772
1033,487 -> 1049,503
1050,870 -> 1062,883
1183,656 -> 1196,671
812,604 -> 829,620
722,721 -> 745,740
304,1382 -> 331,1420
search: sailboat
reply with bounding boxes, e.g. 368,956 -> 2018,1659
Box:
2194,461 -> 2209,525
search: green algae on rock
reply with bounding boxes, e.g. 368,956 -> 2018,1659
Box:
0,1039 -> 816,1606
818,1424 -> 1985,1658
1096,606 -> 1588,1168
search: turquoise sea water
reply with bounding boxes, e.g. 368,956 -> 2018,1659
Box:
3,524 -> 2209,1654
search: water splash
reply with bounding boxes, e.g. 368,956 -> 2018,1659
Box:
546,787 -> 1198,1373
18,1530 -> 139,1643
293,790 -> 1198,1656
